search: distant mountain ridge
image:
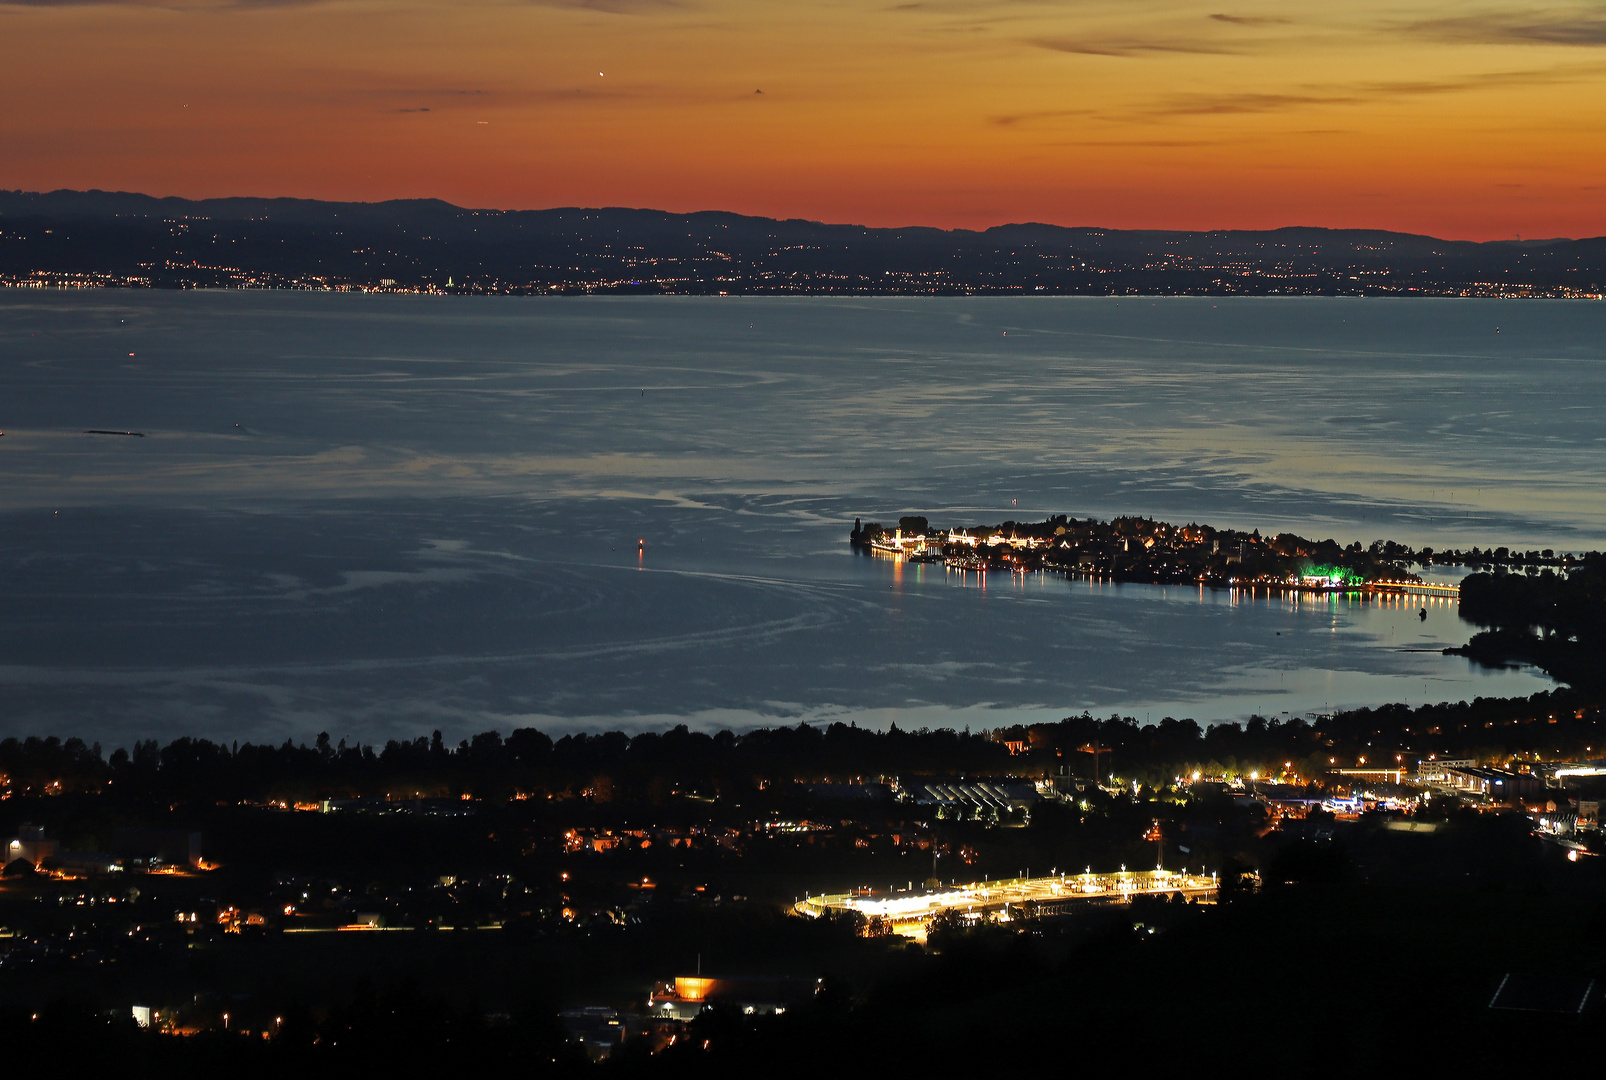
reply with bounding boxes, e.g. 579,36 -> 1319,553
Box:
2,188 -> 1602,296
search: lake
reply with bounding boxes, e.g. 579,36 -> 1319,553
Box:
2,292 -> 1597,747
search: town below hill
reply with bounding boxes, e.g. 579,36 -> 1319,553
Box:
2,189 -> 1603,297
2,683 -> 1606,1073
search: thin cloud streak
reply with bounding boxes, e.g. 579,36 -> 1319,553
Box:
990,107 -> 1095,126
1406,11 -> 1606,47
527,0 -> 685,12
1030,35 -> 1241,56
1142,63 -> 1606,117
0,0 -> 330,9
1208,13 -> 1290,25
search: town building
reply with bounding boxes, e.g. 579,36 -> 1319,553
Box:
906,780 -> 1039,815
648,975 -> 818,1021
1442,766 -> 1543,801
4,824 -> 58,868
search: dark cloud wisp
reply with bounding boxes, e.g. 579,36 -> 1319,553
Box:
1407,11 -> 1606,47
1031,36 -> 1240,57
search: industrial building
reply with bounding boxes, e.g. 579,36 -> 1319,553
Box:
1440,766 -> 1543,802
906,780 -> 1039,815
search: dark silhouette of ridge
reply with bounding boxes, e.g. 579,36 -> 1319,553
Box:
2,188 -> 1602,296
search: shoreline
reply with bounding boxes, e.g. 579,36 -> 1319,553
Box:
5,276 -> 1605,300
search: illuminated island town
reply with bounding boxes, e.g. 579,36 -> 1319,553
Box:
846,511 -> 1583,595
0,547 -> 1598,1072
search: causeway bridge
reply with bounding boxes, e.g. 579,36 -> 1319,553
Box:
1363,580 -> 1460,598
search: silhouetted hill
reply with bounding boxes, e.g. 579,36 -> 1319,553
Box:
2,188 -> 1602,296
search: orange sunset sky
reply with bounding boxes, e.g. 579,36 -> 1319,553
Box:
3,0 -> 1604,238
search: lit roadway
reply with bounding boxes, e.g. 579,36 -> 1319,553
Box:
797,870 -> 1217,937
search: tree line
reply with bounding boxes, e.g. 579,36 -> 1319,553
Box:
1455,563 -> 1606,689
2,682 -> 1599,804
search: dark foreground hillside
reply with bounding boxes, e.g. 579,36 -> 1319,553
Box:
3,821 -> 1602,1077
2,747 -> 1605,1077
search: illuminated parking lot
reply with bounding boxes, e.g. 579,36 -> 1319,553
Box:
797,869 -> 1217,937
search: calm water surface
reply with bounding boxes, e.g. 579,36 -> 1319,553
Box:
2,292 -> 1597,746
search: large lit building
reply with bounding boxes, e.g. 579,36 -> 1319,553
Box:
648,975 -> 818,1020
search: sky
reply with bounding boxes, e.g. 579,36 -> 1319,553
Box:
3,0 -> 1605,237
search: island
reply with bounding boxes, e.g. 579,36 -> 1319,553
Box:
852,512 -> 1430,593
850,512 -> 1596,596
